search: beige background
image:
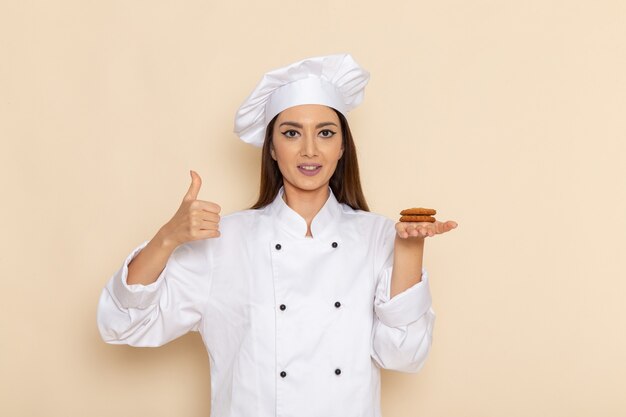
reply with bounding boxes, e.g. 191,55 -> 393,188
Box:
1,0 -> 625,416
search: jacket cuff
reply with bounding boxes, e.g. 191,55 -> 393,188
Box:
109,241 -> 167,309
374,268 -> 432,328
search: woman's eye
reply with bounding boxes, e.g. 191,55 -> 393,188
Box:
282,130 -> 299,138
319,129 -> 336,138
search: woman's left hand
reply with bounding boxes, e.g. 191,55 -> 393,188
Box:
395,220 -> 458,239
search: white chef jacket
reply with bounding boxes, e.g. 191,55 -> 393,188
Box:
97,186 -> 435,417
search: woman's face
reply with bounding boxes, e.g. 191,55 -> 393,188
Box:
271,104 -> 343,195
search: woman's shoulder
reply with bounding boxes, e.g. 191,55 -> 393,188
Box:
220,207 -> 265,225
340,204 -> 395,230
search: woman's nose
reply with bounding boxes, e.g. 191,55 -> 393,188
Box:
300,132 -> 318,157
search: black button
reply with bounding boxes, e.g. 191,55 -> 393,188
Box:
334,301 -> 341,308
275,244 -> 282,250
331,242 -> 338,248
280,371 -> 287,378
335,368 -> 341,375
280,304 -> 286,311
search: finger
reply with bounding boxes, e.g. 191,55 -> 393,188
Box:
189,210 -> 220,227
199,211 -> 220,223
441,220 -> 457,233
402,223 -> 426,238
183,170 -> 202,201
192,199 -> 222,214
403,224 -> 420,238
396,226 -> 409,239
199,219 -> 220,230
207,230 -> 221,238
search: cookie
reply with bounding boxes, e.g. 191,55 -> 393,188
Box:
400,207 -> 437,216
399,215 -> 436,223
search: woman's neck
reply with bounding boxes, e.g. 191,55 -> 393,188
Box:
282,183 -> 330,237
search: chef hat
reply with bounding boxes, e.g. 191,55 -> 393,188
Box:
233,53 -> 370,147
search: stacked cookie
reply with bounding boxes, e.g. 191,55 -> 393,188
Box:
399,207 -> 437,223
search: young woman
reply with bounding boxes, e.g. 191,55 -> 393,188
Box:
97,54 -> 457,417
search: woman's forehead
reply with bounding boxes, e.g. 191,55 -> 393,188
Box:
276,104 -> 339,124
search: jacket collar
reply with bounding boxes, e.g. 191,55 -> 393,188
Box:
267,186 -> 342,238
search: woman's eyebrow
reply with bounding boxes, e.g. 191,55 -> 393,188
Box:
279,121 -> 339,129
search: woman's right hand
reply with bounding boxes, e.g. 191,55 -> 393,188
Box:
126,170 -> 220,286
158,170 -> 221,248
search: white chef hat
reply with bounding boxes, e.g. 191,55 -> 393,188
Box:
233,53 -> 370,147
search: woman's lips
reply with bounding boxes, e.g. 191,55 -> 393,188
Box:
297,164 -> 322,176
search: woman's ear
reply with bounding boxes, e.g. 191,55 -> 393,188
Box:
339,147 -> 344,160
270,144 -> 277,161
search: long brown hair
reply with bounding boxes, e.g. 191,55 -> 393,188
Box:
250,108 -> 369,211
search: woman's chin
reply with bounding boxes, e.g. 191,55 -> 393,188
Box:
284,177 -> 331,193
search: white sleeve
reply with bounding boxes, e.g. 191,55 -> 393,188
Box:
370,220 -> 436,373
96,239 -> 212,347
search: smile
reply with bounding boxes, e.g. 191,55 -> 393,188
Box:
297,164 -> 322,176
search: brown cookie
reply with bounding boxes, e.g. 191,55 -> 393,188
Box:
400,207 -> 437,216
400,215 -> 436,223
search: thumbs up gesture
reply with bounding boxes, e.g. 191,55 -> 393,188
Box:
159,170 -> 221,248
